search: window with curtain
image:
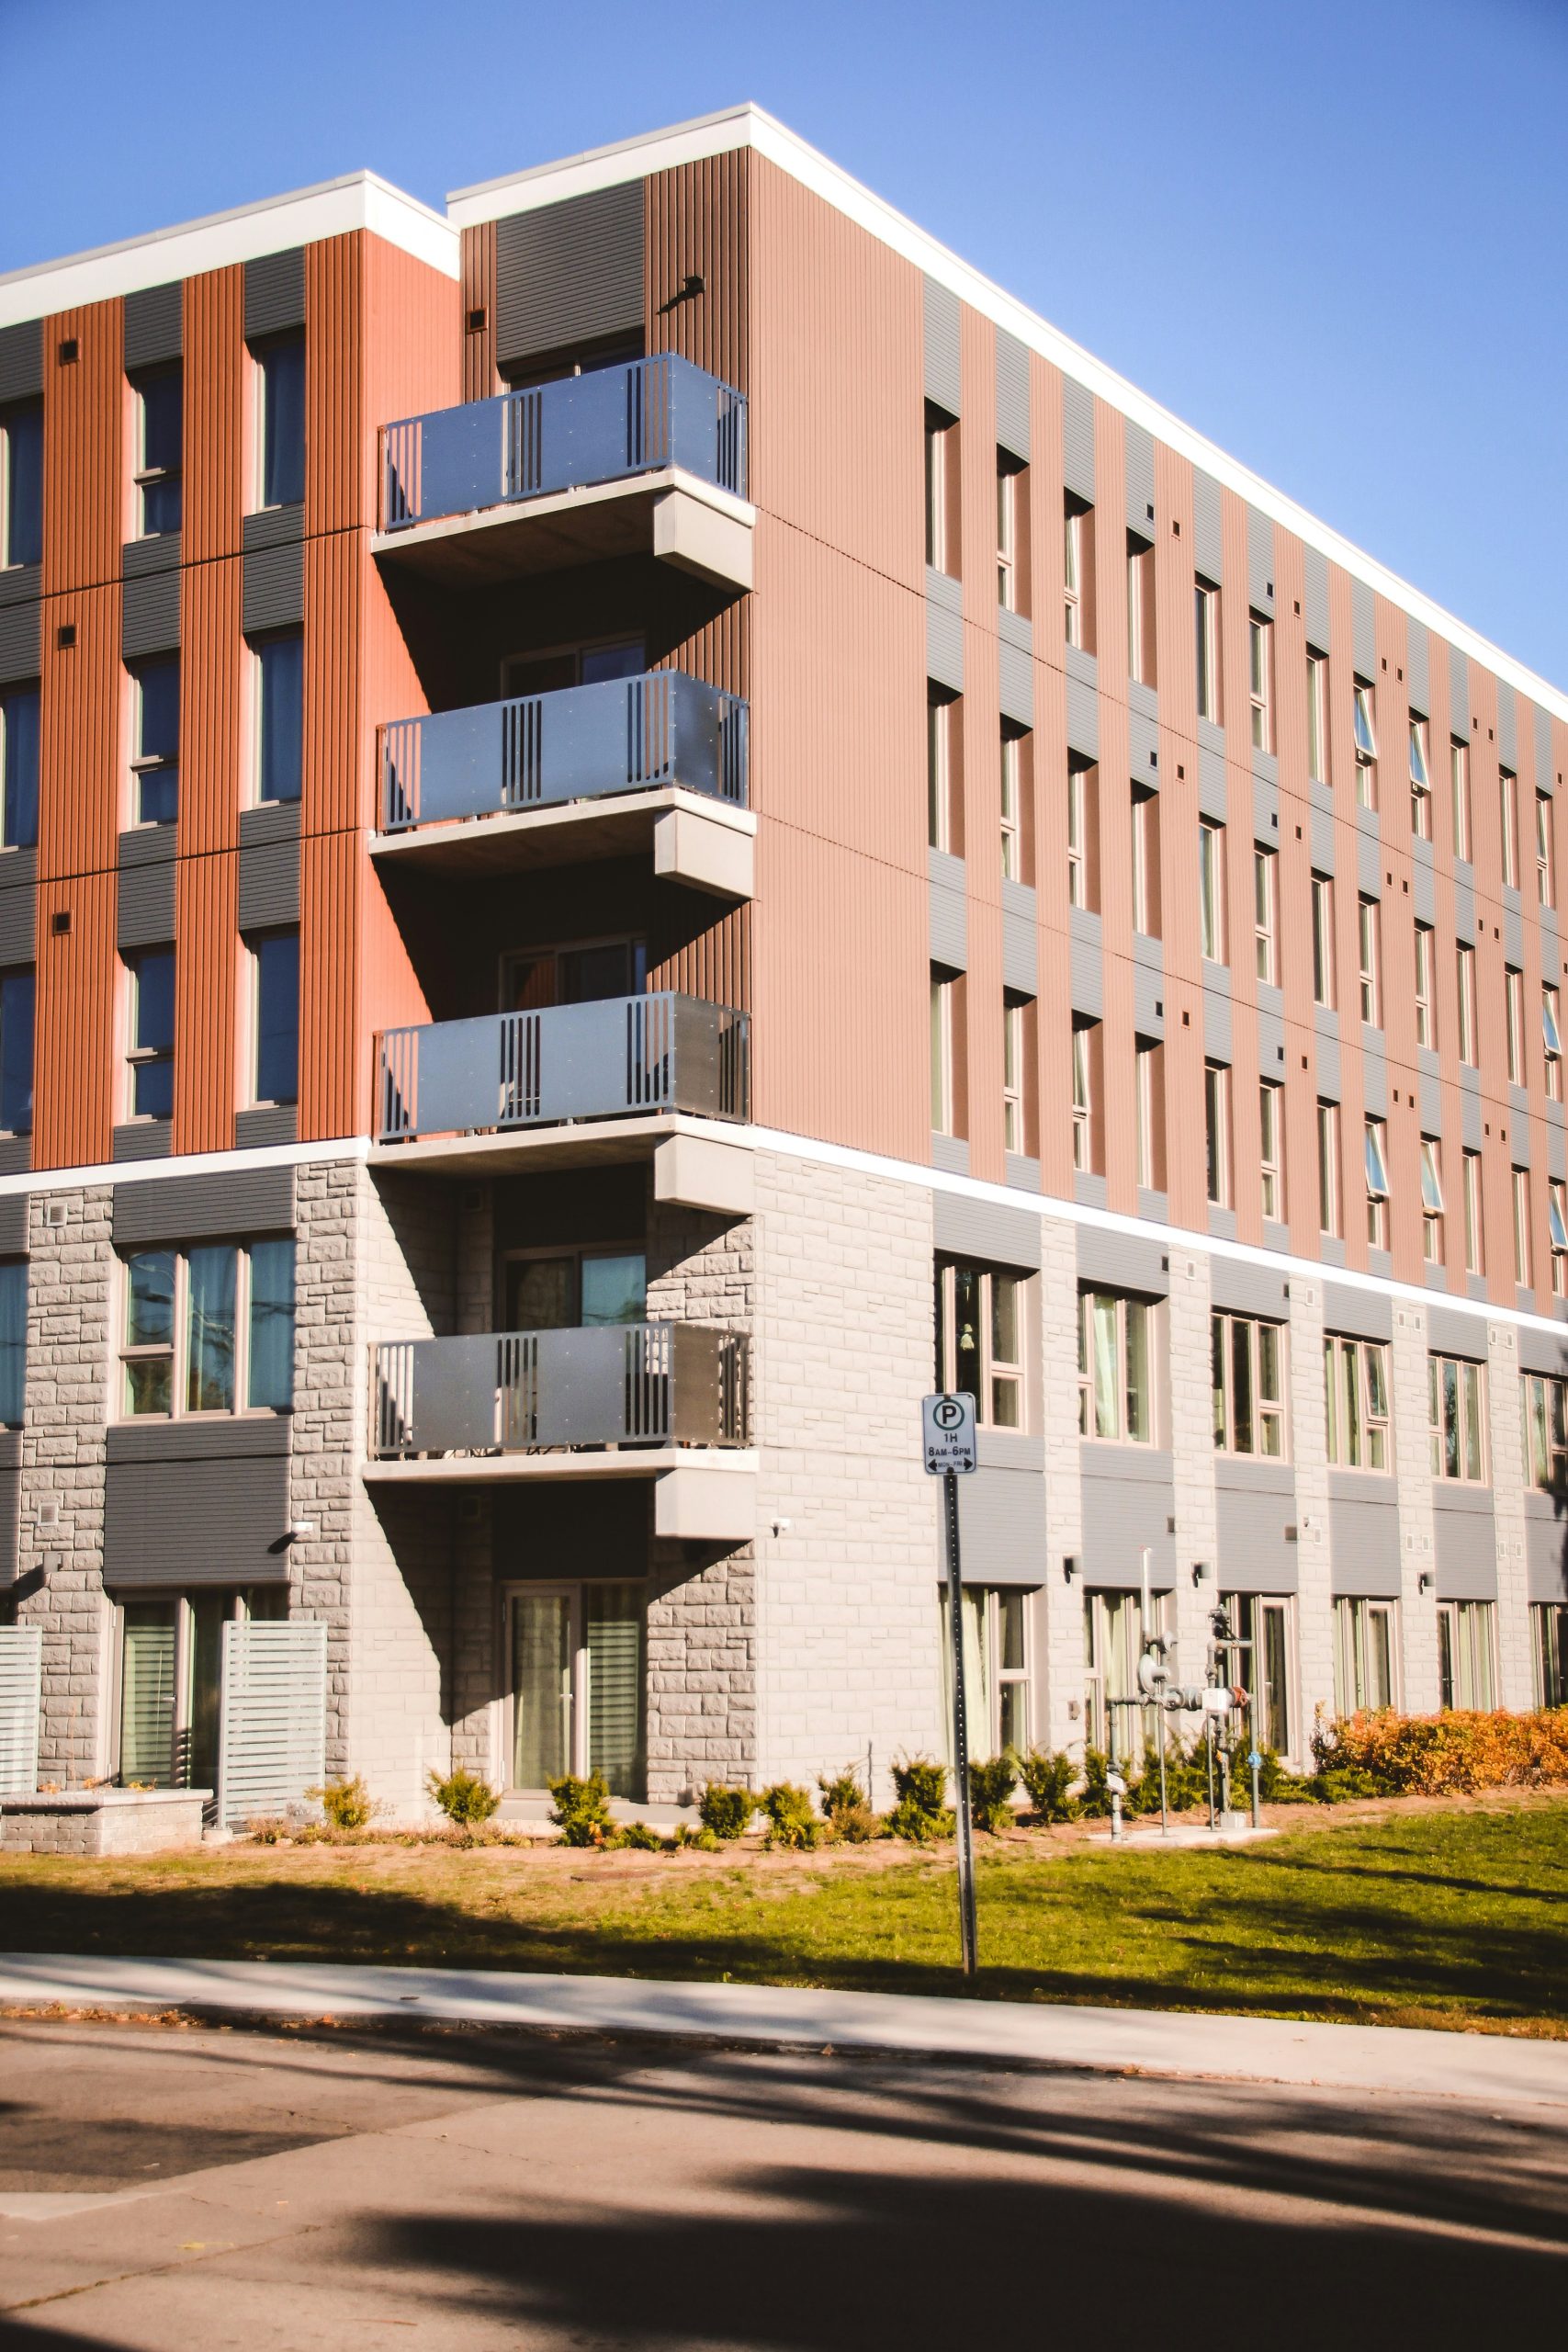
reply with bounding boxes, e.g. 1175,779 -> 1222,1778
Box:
120,1238 -> 295,1419
587,1583 -> 646,1799
1077,1288 -> 1155,1443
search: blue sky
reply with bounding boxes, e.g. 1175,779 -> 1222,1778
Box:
2,0 -> 1564,683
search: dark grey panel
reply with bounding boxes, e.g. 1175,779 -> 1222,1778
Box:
244,249 -> 306,342
1525,1498 -> 1568,1602
957,1465 -> 1045,1584
122,282 -> 183,370
1192,469 -> 1223,582
994,327 -> 1030,461
1210,1258 -> 1289,1318
496,186 -> 645,371
0,560 -> 41,612
116,843 -> 175,948
104,1449 -> 290,1587
107,1417 -> 288,1464
0,1138 -> 30,1177
1433,1493 -> 1497,1598
1076,1225 -> 1167,1296
1123,419 -> 1155,529
1216,1476 -> 1298,1593
1329,1490 -> 1401,1595
919,274 -> 962,413
121,565 -> 180,658
122,531 -> 180,581
1208,1206 -> 1238,1243
1351,579 -> 1376,679
239,798 -> 302,851
243,538 -> 304,637
1080,1448 -> 1176,1587
1496,679 -> 1517,771
1302,545 -> 1329,651
1062,378 -> 1094,501
1246,504 -> 1274,610
112,1121 -> 171,1163
0,852 -> 35,964
0,595 -> 39,684
0,1193 -> 27,1253
0,1462 -> 17,1585
1426,1304 -> 1487,1359
932,1190 -> 1040,1271
1405,616 -> 1428,714
118,822 -> 176,871
1453,876 -> 1474,940
113,1162 -> 295,1243
928,851 -> 965,970
0,320 -> 43,403
235,1104 -> 299,1149
239,836 -> 300,932
242,503 -> 305,553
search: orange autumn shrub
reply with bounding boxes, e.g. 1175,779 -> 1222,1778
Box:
1316,1706 -> 1568,1797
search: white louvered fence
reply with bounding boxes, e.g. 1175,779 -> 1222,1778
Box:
0,1625 -> 42,1798
216,1620 -> 327,1831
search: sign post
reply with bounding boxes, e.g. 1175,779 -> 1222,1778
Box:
922,1392 -> 978,1978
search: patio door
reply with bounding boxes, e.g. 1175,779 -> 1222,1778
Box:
505,1583 -> 646,1799
118,1593 -> 229,1790
510,1590 -> 573,1790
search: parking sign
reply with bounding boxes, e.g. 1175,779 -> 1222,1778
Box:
922,1392 -> 977,1475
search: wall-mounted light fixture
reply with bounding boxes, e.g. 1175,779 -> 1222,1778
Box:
1417,1571 -> 1433,1594
1191,1560 -> 1212,1589
1062,1556 -> 1077,1585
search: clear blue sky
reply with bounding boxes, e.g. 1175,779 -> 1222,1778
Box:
2,0 -> 1563,684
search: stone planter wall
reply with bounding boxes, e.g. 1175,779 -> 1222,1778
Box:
0,1789 -> 210,1856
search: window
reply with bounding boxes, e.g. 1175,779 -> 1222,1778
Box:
116,1587 -> 288,1793
1306,650 -> 1329,786
1222,1592 -> 1297,1762
1311,872 -> 1335,1007
1438,1601 -> 1495,1712
1134,1036 -> 1165,1192
1408,716 -> 1431,839
1544,986 -> 1562,1101
119,1237 -> 295,1419
1356,895 -> 1381,1026
1414,923 -> 1436,1049
1072,1018 -> 1101,1174
1353,680 -> 1377,808
1001,993 -> 1032,1157
0,968 -> 33,1136
1126,533 -> 1155,684
1534,1604 -> 1568,1710
930,968 -> 956,1135
1364,1116 -> 1390,1248
1512,1165 -> 1530,1288
1428,1351 -> 1487,1483
1453,941 -> 1475,1064
942,1585 -> 1031,1760
1077,1288 -> 1156,1442
126,947 -> 174,1122
999,727 -> 1023,883
1317,1098 -> 1341,1237
1419,1136 -> 1444,1262
1131,785 -> 1160,937
1083,1588 -> 1168,1754
1066,754 -> 1096,910
996,456 -> 1024,611
1523,1371 -> 1568,1491
1212,1311 -> 1285,1457
131,366 -> 181,537
1500,768 -> 1519,889
1248,614 -> 1272,752
1204,1059 -> 1231,1207
1537,790 -> 1556,909
254,631 -> 303,807
1063,496 -> 1091,650
129,655 -> 178,826
0,1259 -> 25,1427
1194,580 -> 1220,721
1462,1148 -> 1484,1277
1254,846 -> 1278,984
0,682 -> 39,851
507,1582 -> 647,1798
1324,1333 -> 1391,1470
1506,965 -> 1525,1085
936,1260 -> 1024,1429
0,401 -> 42,569
1199,818 -> 1226,963
1334,1596 -> 1398,1713
1450,739 -> 1472,861
249,932 -> 299,1107
1259,1080 -> 1284,1223
1551,1178 -> 1568,1297
503,1247 -> 647,1334
254,333 -> 306,511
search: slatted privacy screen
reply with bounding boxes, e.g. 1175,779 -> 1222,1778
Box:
0,1625 -> 41,1797
217,1619 -> 326,1830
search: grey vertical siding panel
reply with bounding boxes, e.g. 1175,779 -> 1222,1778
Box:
1246,505 -> 1274,610
1191,469 -> 1223,582
1405,616 -> 1428,713
1216,1478 -> 1300,1593
1433,1498 -> 1498,1598
994,327 -> 1030,460
1203,986 -> 1233,1061
1329,1493 -> 1401,1594
1449,644 -> 1470,735
0,321 -> 44,402
1526,1509 -> 1568,1603
121,283 -> 183,370
1453,877 -> 1474,940
1361,1038 -> 1387,1114
1351,579 -> 1376,678
244,250 -> 306,341
120,566 -> 181,659
1062,379 -> 1095,500
116,848 -> 175,949
238,837 -> 301,932
1311,797 -> 1335,873
0,860 -> 36,962
1080,1453 -> 1177,1588
112,1164 -> 296,1243
0,598 -> 39,684
1496,680 -> 1517,770
0,1195 -> 28,1254
998,632 -> 1032,726
958,1467 -> 1046,1583
1302,545 -> 1329,650
242,539 -> 304,637
495,186 -> 645,370
1314,1015 -> 1341,1099
104,1449 -> 291,1587
1069,910 -> 1103,1016
1420,1067 -> 1444,1136
928,853 -> 967,970
925,595 -> 963,695
922,277 -> 962,415
1066,670 -> 1099,758
1324,1285 -> 1392,1341
1123,419 -> 1155,530
1001,883 -> 1038,995
1199,745 -> 1227,821
1537,702 -> 1556,792
933,1191 -> 1041,1268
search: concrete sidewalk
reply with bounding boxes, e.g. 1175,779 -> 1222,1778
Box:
2,1952 -> 1563,2106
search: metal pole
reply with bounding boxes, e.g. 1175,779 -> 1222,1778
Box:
1205,1718 -> 1216,1828
1249,1744 -> 1262,1830
943,1470 -> 978,1977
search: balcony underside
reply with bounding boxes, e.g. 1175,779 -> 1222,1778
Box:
370,786 -> 755,899
370,1115 -> 757,1215
364,1449 -> 759,1543
372,470 -> 754,592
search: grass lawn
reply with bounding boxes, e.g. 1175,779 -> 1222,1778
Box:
2,1795 -> 1563,2036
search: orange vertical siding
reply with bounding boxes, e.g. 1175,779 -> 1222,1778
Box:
646,152 -> 750,392
34,871 -> 117,1169
461,221 -> 501,401
183,266 -> 244,565
41,300 -> 123,597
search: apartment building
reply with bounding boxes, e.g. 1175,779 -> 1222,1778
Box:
0,107 -> 1564,1818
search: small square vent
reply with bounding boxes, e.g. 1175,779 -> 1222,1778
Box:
43,1200 -> 67,1227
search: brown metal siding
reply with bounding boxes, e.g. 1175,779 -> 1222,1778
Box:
35,869 -> 117,1168
461,220 -> 502,401
183,267 -> 243,566
645,152 -> 750,392
41,300 -> 123,597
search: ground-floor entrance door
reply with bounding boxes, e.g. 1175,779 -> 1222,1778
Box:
115,1589 -> 287,1792
504,1582 -> 646,1801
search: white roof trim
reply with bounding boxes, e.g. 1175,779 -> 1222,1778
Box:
450,104 -> 1568,724
0,171 -> 458,326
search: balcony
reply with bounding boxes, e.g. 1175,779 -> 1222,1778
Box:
375,356 -> 752,592
372,671 -> 753,898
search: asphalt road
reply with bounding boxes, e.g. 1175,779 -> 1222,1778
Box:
0,2018 -> 1563,2348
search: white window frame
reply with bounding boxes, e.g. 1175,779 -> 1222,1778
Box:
1066,757 -> 1094,910
1132,785 -> 1159,938
1522,1369 -> 1568,1489
1204,1058 -> 1231,1208
1254,845 -> 1278,985
1063,499 -> 1086,649
1506,965 -> 1525,1086
999,726 -> 1021,882
1428,1350 -> 1488,1484
1334,1596 -> 1400,1713
1414,923 -> 1436,1050
118,1238 -> 294,1423
1408,716 -> 1431,839
1420,1136 -> 1445,1263
1199,818 -> 1226,964
1500,768 -> 1519,889
1135,1037 -> 1162,1192
1072,1020 -> 1097,1174
996,456 -> 1018,612
1077,1288 -> 1157,1444
1317,1098 -> 1341,1238
1353,680 -> 1378,808
1126,534 -> 1154,685
1324,1333 -> 1392,1471
1544,985 -> 1562,1102
1259,1079 -> 1284,1223
942,1583 -> 1032,1760
1450,738 -> 1472,860
930,970 -> 954,1136
937,1260 -> 1027,1431
1357,894 -> 1381,1027
1438,1600 -> 1496,1712
1306,650 -> 1329,786
131,365 -> 182,542
1311,871 -> 1335,1008
924,406 -> 952,574
1537,789 -> 1555,909
1455,940 -> 1476,1065
1248,614 -> 1272,752
1211,1310 -> 1287,1459
1512,1164 -> 1530,1288
1002,996 -> 1024,1157
1462,1148 -> 1484,1277
1364,1116 -> 1390,1249
1194,580 -> 1220,721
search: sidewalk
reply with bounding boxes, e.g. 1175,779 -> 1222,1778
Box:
2,1952 -> 1563,2106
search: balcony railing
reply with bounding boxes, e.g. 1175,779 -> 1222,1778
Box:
381,355 -> 748,531
378,671 -> 747,833
372,1321 -> 750,1455
377,991 -> 749,1143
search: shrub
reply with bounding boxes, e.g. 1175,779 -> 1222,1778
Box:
698,1782 -> 756,1840
1311,1706 -> 1568,1799
818,1770 -> 880,1843
760,1781 -> 823,1849
308,1775 -> 375,1830
673,1821 -> 723,1852
967,1752 -> 1020,1834
887,1755 -> 954,1843
1017,1748 -> 1079,1824
614,1819 -> 665,1852
426,1768 -> 500,1826
547,1771 -> 614,1848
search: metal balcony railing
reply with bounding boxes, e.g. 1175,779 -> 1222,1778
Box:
380,355 -> 748,531
377,991 -> 749,1143
371,1321 -> 750,1455
378,671 -> 748,833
